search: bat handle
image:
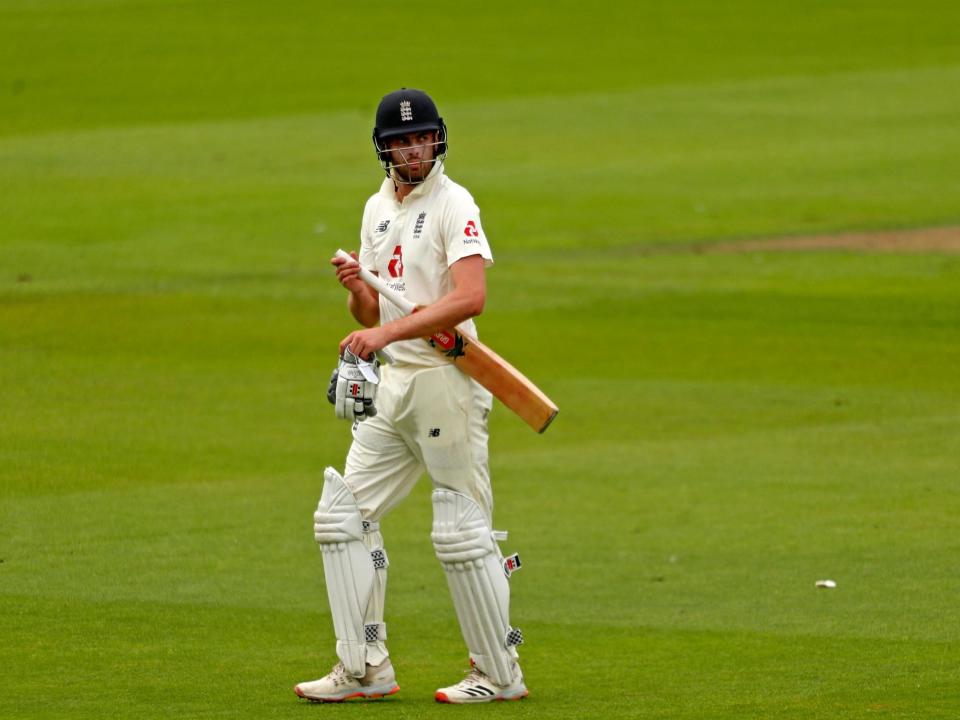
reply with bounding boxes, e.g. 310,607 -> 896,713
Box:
335,249 -> 417,315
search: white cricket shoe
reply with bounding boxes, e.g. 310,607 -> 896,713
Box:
294,659 -> 399,702
435,662 -> 528,704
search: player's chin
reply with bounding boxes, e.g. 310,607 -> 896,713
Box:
399,164 -> 428,182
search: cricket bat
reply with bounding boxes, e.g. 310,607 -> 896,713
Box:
335,249 -> 558,433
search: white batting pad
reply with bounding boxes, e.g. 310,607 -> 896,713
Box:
314,467 -> 376,677
431,489 -> 520,686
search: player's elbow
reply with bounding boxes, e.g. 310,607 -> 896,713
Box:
450,254 -> 487,319
464,289 -> 485,318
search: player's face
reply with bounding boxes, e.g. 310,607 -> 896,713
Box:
385,131 -> 438,182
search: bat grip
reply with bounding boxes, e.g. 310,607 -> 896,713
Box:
335,249 -> 417,314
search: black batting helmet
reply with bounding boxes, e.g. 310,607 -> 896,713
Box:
372,88 -> 448,173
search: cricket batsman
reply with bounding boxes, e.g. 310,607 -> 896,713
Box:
294,88 -> 528,704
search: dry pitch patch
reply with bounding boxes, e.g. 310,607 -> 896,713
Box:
704,225 -> 960,254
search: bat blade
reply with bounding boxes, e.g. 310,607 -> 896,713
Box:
429,327 -> 558,433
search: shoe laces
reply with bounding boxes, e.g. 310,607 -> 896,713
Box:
328,662 -> 352,687
455,667 -> 491,690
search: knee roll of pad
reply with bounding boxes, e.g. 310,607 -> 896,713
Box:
431,489 -> 522,686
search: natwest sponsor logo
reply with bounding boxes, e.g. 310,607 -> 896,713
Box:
387,245 -> 403,278
463,220 -> 479,238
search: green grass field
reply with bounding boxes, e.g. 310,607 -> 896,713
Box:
3,1 -> 960,718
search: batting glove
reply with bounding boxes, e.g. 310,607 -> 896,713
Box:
328,348 -> 381,422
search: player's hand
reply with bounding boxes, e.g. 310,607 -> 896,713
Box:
328,348 -> 381,422
340,326 -> 391,359
331,252 -> 367,294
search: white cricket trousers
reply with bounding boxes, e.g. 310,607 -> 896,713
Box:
343,362 -> 495,523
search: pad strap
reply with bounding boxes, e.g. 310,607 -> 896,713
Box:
502,553 -> 522,577
371,548 -> 389,570
364,622 -> 387,642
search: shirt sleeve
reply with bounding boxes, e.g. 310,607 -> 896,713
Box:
442,190 -> 494,268
358,196 -> 377,271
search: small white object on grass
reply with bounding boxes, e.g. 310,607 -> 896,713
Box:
815,579 -> 837,589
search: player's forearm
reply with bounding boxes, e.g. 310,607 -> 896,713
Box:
348,286 -> 380,328
382,287 -> 484,343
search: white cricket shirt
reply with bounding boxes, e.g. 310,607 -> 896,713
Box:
360,162 -> 493,367
358,162 -> 494,367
